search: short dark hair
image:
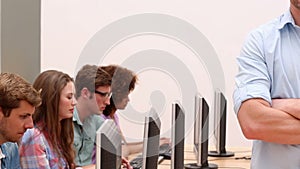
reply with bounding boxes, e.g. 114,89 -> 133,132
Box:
75,64 -> 112,98
0,72 -> 41,117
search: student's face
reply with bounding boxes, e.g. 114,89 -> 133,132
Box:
291,0 -> 300,10
0,100 -> 35,144
58,81 -> 77,121
91,86 -> 111,115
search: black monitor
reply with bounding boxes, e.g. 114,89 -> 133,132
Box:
96,119 -> 122,169
171,102 -> 185,169
208,91 -> 234,157
141,107 -> 161,169
185,94 -> 217,169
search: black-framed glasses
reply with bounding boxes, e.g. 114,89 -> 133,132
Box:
94,90 -> 112,99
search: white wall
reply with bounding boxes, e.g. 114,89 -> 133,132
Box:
41,0 -> 289,147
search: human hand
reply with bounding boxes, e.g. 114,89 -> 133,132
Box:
272,98 -> 300,119
122,157 -> 133,169
159,137 -> 171,146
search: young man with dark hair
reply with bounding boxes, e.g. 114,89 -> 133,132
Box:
73,64 -> 112,167
0,73 -> 41,168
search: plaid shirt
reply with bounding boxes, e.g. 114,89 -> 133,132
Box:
19,128 -> 69,169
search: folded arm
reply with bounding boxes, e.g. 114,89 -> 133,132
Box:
238,98 -> 300,144
272,98 -> 300,119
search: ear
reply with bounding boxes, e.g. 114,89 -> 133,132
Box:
81,87 -> 92,99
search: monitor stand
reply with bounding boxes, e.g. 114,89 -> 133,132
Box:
184,163 -> 218,169
208,150 -> 234,157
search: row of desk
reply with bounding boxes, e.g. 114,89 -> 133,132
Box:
130,145 -> 252,169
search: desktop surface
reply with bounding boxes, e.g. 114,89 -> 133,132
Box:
129,145 -> 251,169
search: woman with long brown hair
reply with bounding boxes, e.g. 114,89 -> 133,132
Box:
19,70 -> 77,169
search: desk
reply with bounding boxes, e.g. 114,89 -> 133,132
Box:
129,145 -> 251,169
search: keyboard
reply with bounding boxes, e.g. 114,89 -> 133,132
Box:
159,143 -> 172,160
130,154 -> 143,169
129,155 -> 164,169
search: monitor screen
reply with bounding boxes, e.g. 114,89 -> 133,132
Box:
171,101 -> 185,169
185,94 -> 217,169
215,91 -> 226,153
209,90 -> 234,157
193,94 -> 209,166
142,107 -> 161,169
96,119 -> 122,169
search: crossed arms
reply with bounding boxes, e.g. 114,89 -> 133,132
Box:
238,98 -> 300,144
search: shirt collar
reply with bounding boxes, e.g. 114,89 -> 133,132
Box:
0,147 -> 5,160
72,107 -> 83,126
278,10 -> 296,30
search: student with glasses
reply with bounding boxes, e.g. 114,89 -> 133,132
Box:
73,64 -> 132,169
72,64 -> 111,168
94,90 -> 112,99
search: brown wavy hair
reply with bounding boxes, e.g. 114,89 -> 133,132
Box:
33,70 -> 75,169
0,73 -> 41,117
101,65 -> 137,116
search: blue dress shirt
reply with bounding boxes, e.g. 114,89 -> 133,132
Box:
233,9 -> 300,169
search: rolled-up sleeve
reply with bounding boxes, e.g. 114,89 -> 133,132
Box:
233,30 -> 272,114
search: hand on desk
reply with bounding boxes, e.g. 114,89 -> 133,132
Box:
122,157 -> 133,169
122,137 -> 171,159
160,137 -> 171,146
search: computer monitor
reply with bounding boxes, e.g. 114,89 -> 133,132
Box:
185,94 -> 218,169
208,91 -> 234,157
96,119 -> 122,169
171,101 -> 185,169
141,107 -> 161,169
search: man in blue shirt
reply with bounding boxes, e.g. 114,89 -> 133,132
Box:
0,73 -> 41,169
233,1 -> 300,168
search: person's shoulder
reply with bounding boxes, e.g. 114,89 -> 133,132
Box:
91,114 -> 105,128
91,114 -> 104,120
1,142 -> 20,168
249,12 -> 286,38
22,128 -> 34,140
1,142 -> 18,153
1,142 -> 17,147
21,128 -> 44,145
